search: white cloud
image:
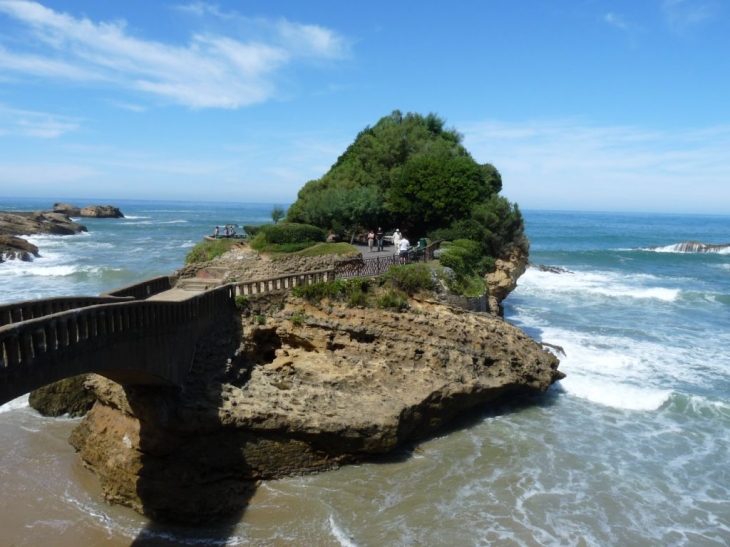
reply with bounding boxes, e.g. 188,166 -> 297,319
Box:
461,119 -> 730,213
661,0 -> 717,34
0,104 -> 80,138
0,0 -> 349,108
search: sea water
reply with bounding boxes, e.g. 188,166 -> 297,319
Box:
1,201 -> 729,546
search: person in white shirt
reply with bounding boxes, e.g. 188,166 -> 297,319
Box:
392,229 -> 401,253
398,235 -> 410,264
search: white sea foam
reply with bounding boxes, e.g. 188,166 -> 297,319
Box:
0,394 -> 29,414
560,375 -> 672,410
521,268 -> 680,302
328,515 -> 358,547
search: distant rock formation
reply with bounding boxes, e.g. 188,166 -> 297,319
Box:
80,205 -> 125,218
649,241 -> 730,253
0,211 -> 87,237
53,203 -> 125,218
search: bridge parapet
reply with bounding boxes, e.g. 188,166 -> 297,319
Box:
101,275 -> 176,300
0,296 -> 134,328
231,268 -> 335,296
0,285 -> 234,406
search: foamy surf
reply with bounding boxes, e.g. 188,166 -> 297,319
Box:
559,375 -> 672,411
0,394 -> 30,414
521,268 -> 680,302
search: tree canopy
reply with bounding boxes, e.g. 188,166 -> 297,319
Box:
287,110 -> 526,265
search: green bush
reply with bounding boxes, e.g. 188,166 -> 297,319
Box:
243,225 -> 265,237
234,295 -> 249,311
260,223 -> 326,245
185,239 -> 237,264
381,263 -> 433,294
292,278 -> 372,307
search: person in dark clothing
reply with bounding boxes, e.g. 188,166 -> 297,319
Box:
376,227 -> 384,252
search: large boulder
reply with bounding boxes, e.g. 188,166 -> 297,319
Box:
52,202 -> 82,216
70,294 -> 562,523
29,375 -> 96,417
485,247 -> 529,312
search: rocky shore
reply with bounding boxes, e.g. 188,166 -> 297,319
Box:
0,203 -> 123,262
65,246 -> 562,524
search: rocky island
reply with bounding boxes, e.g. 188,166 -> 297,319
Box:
35,112 -> 563,524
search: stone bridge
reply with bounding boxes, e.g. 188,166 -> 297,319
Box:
0,269 -> 335,406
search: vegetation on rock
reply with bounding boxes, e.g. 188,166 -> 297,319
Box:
249,222 -> 326,253
286,110 -> 528,276
185,239 -> 239,264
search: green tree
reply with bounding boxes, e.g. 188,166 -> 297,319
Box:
271,205 -> 285,224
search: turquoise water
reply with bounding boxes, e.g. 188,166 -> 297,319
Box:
1,201 -> 729,546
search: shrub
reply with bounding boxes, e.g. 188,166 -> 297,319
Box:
290,313 -> 305,327
234,295 -> 249,311
259,223 -> 326,245
256,315 -> 266,325
243,225 -> 265,237
292,278 -> 372,307
377,288 -> 409,311
381,263 -> 434,294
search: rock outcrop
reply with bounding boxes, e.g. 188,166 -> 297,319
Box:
53,203 -> 125,218
79,205 -> 124,218
69,291 -> 562,523
29,375 -> 97,417
485,247 -> 529,312
0,235 -> 39,262
0,211 -> 87,236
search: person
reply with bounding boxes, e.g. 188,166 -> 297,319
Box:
398,234 -> 410,264
392,229 -> 401,253
213,226 -> 219,238
367,230 -> 375,252
223,226 -> 229,238
376,227 -> 384,252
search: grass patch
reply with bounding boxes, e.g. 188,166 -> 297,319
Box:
376,288 -> 409,311
293,242 -> 358,256
185,239 -> 238,264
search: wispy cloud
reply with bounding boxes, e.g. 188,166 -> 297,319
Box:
0,0 -> 350,109
604,12 -> 631,31
461,119 -> 730,213
661,0 -> 718,34
0,104 -> 80,138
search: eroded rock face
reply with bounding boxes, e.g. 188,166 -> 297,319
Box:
52,202 -> 82,216
485,247 -> 529,312
69,295 -> 562,523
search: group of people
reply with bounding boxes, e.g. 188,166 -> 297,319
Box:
367,227 -> 411,264
212,225 -> 237,238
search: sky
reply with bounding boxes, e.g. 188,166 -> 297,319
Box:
0,0 -> 728,213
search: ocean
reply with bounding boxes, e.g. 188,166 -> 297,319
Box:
1,199 -> 729,546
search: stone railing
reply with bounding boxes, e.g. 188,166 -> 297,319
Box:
101,275 -> 176,300
230,269 -> 336,296
0,286 -> 233,406
0,296 -> 133,328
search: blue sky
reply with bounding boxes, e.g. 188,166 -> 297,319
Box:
0,0 -> 728,213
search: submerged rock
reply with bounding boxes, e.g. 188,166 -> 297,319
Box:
0,235 -> 40,262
